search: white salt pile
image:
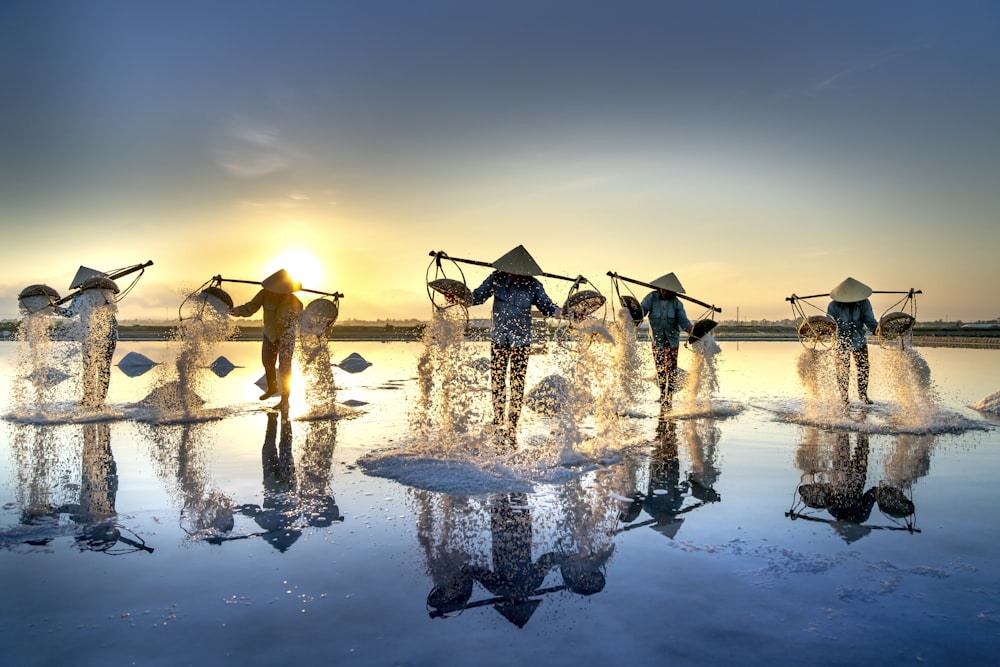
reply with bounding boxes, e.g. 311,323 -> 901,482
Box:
972,390 -> 1000,414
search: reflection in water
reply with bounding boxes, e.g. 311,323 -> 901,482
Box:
236,410 -> 344,551
2,422 -> 152,554
139,420 -> 235,543
789,427 -> 924,540
419,480 -> 618,626
616,408 -> 722,539
240,411 -> 301,551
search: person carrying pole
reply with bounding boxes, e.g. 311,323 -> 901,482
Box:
230,269 -> 303,410
470,246 -> 561,451
640,273 -> 693,406
826,277 -> 879,405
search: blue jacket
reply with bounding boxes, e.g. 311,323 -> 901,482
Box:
472,272 -> 559,347
827,299 -> 878,350
641,291 -> 691,349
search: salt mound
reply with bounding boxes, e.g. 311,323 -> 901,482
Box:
972,390 -> 1000,414
525,374 -> 591,416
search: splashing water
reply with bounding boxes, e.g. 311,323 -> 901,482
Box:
139,292 -> 237,421
546,319 -> 629,462
607,309 -> 645,412
795,348 -> 843,421
11,313 -> 74,416
878,346 -> 939,429
411,308 -> 489,455
677,333 -> 722,413
299,334 -> 338,419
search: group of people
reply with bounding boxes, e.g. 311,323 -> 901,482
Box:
464,247 -> 887,449
19,250 -> 884,434
460,245 -> 695,450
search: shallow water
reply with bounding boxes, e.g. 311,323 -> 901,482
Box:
1,338 -> 999,666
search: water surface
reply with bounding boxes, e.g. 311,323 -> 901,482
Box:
1,339 -> 998,666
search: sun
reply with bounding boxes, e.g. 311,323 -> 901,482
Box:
266,249 -> 325,291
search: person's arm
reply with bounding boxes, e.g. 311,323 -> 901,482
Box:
676,301 -> 693,333
230,290 -> 265,318
862,300 -> 879,333
640,292 -> 654,317
533,282 -> 560,318
470,273 -> 496,306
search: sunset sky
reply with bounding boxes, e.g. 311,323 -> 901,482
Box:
2,1 -> 998,323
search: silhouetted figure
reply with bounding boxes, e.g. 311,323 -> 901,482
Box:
827,277 -> 879,405
231,268 -> 303,409
640,273 -> 693,406
470,246 -> 561,451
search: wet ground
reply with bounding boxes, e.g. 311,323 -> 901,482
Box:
1,338 -> 998,666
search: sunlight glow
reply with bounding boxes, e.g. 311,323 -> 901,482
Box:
267,249 -> 325,291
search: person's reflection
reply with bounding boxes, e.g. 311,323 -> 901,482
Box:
238,410 -> 301,551
826,431 -> 876,542
643,413 -> 689,538
67,422 -> 120,550
16,423 -> 152,554
617,407 -> 721,538
791,428 -> 918,539
468,493 -> 559,627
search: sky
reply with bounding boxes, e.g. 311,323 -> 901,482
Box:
2,0 -> 998,324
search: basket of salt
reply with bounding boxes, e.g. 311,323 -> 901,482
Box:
301,297 -> 340,336
17,284 -> 60,313
797,315 -> 837,344
619,295 -> 644,325
877,311 -> 915,338
563,290 -> 606,318
427,278 -> 472,306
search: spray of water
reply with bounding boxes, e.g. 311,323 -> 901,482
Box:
607,309 -> 645,412
11,313 -> 74,416
411,308 -> 489,456
677,333 -> 722,413
795,347 -> 843,421
139,291 -> 236,421
298,304 -> 340,419
879,346 -> 938,429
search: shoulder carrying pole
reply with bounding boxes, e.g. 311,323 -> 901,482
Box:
53,260 -> 154,306
607,271 -> 721,313
430,250 -> 580,283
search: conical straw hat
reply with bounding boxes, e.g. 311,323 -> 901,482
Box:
492,245 -> 543,276
262,268 -> 301,294
650,272 -> 685,294
830,277 -> 872,303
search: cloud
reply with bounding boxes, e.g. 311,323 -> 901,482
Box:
212,119 -> 301,178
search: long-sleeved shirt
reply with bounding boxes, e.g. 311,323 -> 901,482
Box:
641,291 -> 692,349
826,299 -> 879,350
231,290 -> 303,343
471,272 -> 559,347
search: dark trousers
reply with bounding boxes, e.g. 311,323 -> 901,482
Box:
835,342 -> 870,401
652,344 -> 680,396
491,343 -> 529,428
263,334 -> 295,398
